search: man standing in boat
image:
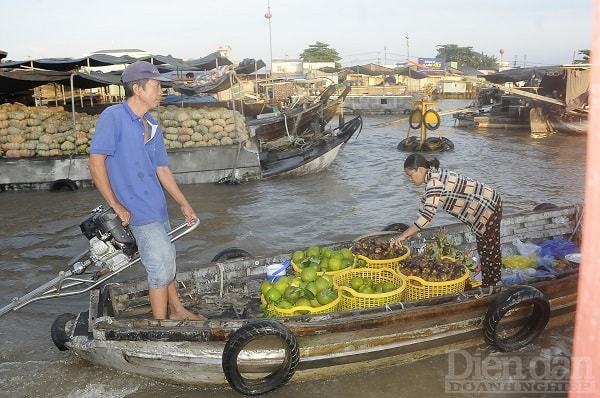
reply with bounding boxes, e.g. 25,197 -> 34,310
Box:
88,61 -> 205,320
392,153 -> 503,287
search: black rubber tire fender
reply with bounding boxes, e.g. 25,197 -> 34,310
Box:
222,319 -> 300,395
533,203 -> 557,211
409,109 -> 422,129
382,222 -> 410,232
483,285 -> 550,352
397,136 -> 419,152
51,313 -> 76,351
440,137 -> 454,151
396,138 -> 410,151
423,109 -> 441,130
49,178 -> 78,192
211,247 -> 252,263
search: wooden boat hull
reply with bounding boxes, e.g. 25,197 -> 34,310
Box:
260,115 -> 361,178
530,105 -> 588,135
343,94 -> 413,115
66,274 -> 576,388
0,115 -> 362,190
453,95 -> 530,129
0,144 -> 262,191
59,205 -> 581,392
247,86 -> 350,142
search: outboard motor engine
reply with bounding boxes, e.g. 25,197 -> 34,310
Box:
79,206 -> 137,272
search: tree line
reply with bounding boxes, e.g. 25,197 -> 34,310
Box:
299,42 -> 590,67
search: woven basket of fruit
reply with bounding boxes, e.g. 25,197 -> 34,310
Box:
351,237 -> 410,268
261,293 -> 340,317
397,255 -> 469,301
291,245 -> 356,276
333,267 -> 406,311
260,272 -> 341,317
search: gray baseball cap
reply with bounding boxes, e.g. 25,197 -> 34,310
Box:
121,61 -> 172,83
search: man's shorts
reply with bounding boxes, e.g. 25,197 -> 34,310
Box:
129,220 -> 176,288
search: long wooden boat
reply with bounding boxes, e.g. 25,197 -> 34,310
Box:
246,85 -> 351,142
452,93 -> 531,129
0,114 -> 362,191
530,104 -> 588,135
343,94 -> 413,115
0,204 -> 580,395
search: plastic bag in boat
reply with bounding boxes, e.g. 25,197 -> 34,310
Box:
512,238 -> 541,257
537,238 -> 577,258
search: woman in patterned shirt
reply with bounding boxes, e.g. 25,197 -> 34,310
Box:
391,153 -> 503,287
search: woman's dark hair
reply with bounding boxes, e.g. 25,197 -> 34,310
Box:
403,153 -> 440,170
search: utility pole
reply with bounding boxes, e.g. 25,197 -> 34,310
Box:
264,0 -> 273,99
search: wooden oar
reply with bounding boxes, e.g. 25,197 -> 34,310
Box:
371,106 -> 475,128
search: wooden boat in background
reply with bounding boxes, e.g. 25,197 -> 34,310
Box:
530,64 -> 589,135
260,114 -> 362,179
0,114 -> 362,190
452,88 -> 531,129
3,204 -> 579,395
246,85 -> 351,142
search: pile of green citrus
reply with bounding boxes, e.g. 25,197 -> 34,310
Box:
345,276 -> 398,295
291,245 -> 355,273
260,268 -> 339,316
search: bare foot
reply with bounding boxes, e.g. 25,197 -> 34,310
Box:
169,307 -> 207,321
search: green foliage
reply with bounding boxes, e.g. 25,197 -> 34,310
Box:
299,41 -> 341,62
424,228 -> 477,272
435,44 -> 498,68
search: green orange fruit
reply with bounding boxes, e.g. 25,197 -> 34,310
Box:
265,287 -> 282,303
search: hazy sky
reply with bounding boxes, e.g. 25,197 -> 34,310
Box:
1,0 -> 592,67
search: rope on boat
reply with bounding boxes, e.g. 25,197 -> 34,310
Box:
284,113 -> 292,141
570,205 -> 584,243
217,262 -> 225,298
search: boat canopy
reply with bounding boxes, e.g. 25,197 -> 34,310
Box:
483,66 -> 560,84
0,70 -> 123,92
0,51 -> 237,94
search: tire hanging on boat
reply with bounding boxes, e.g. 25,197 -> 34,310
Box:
49,178 -> 78,192
533,203 -> 558,211
222,319 -> 300,395
440,137 -> 454,150
409,109 -> 422,130
423,109 -> 441,130
211,247 -> 252,263
382,222 -> 410,232
483,285 -> 550,352
51,313 -> 76,351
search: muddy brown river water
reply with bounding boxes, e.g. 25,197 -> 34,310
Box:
0,100 -> 585,397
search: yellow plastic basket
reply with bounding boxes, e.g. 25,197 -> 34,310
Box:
291,259 -> 355,276
355,245 -> 410,269
401,266 -> 469,301
333,267 -> 407,311
261,293 -> 340,317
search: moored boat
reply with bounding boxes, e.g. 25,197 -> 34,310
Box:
246,84 -> 351,143
0,204 -> 580,395
452,89 -> 531,129
342,94 -> 413,115
530,64 -> 590,135
0,114 -> 362,190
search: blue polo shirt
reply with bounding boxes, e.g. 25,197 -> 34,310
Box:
90,101 -> 169,226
